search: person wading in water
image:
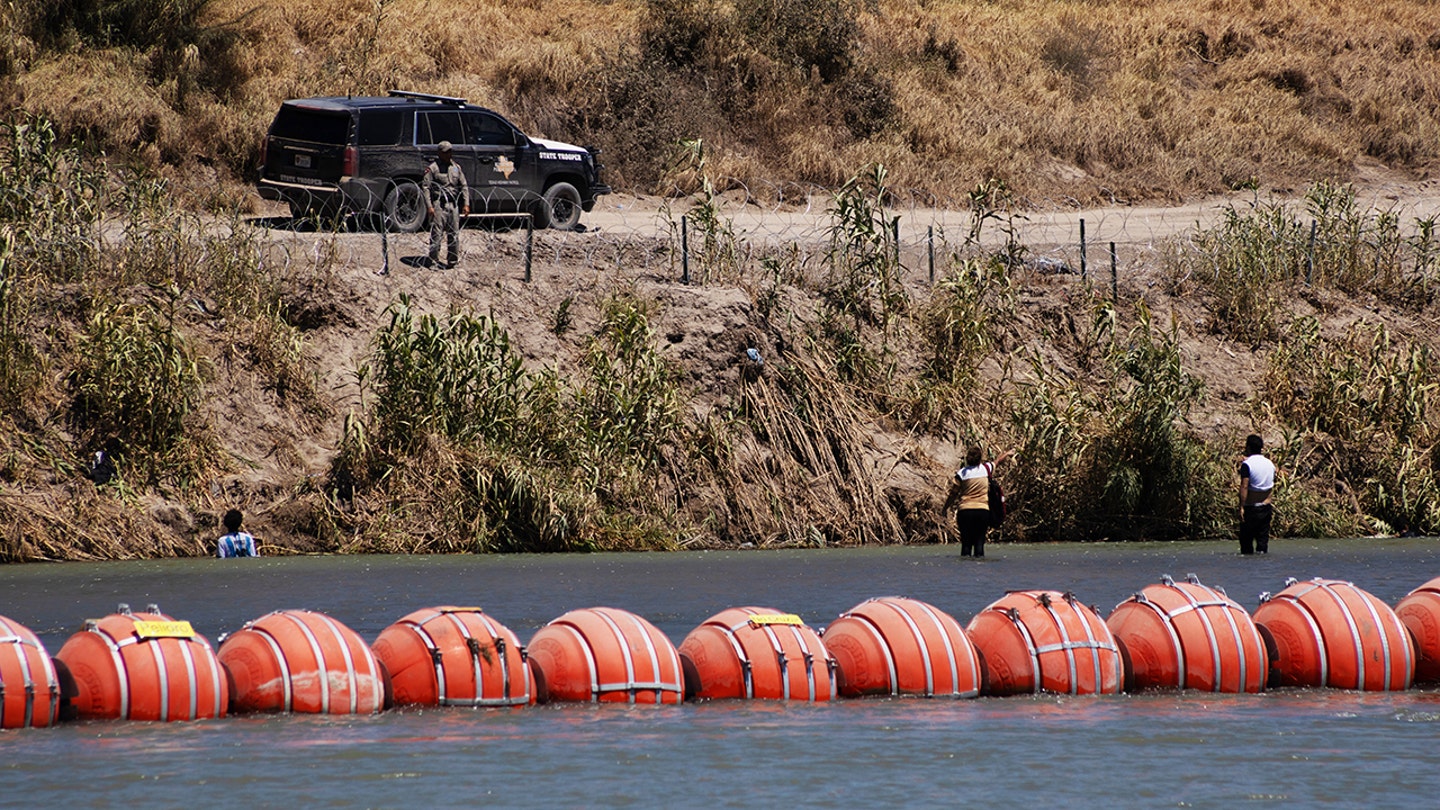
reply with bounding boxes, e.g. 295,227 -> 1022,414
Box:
943,446 -> 1013,557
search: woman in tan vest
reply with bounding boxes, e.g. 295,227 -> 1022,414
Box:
943,446 -> 1013,557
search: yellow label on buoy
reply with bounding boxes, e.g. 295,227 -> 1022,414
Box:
133,620 -> 196,639
748,613 -> 803,627
440,607 -> 485,614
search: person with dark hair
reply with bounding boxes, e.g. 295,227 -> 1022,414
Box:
217,509 -> 259,558
943,446 -> 1013,557
1238,434 -> 1276,555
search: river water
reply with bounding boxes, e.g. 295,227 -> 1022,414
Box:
3,538 -> 1439,808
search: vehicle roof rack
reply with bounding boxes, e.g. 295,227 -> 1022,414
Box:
388,90 -> 467,105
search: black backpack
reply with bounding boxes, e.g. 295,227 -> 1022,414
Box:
987,476 -> 1006,528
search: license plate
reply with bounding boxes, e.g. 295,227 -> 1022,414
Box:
295,154 -> 312,168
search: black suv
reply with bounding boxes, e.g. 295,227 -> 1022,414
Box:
257,91 -> 609,231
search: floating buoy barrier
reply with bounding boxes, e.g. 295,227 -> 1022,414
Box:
1252,578 -> 1413,691
53,604 -> 227,722
967,590 -> 1124,696
217,609 -> 386,714
1396,577 -> 1440,684
678,607 -> 836,701
527,607 -> 683,704
12,571 -> 1440,731
373,606 -> 535,707
0,615 -> 60,729
822,597 -> 979,698
1106,575 -> 1268,693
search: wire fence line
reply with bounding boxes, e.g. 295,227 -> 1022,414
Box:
257,179 -> 1440,293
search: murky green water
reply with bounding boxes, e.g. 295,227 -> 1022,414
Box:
3,539 -> 1439,807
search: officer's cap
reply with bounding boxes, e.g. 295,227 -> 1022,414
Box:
437,140 -> 453,152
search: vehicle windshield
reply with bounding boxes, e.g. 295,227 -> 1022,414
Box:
270,105 -> 350,145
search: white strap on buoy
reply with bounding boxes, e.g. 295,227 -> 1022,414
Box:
472,611 -> 531,706
249,618 -> 295,712
1277,584 -> 1331,687
847,612 -> 899,696
0,621 -> 58,727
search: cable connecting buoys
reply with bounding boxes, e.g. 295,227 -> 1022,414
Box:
1396,577 -> 1440,684
1253,578 -> 1413,691
822,597 -> 979,698
373,606 -> 535,707
1106,574 -> 1268,693
966,590 -> 1124,696
53,604 -> 227,722
217,609 -> 387,714
0,615 -> 60,729
678,607 -> 836,701
527,607 -> 684,704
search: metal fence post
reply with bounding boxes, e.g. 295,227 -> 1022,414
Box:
524,213 -> 533,283
1110,241 -> 1118,301
681,214 -> 690,285
1079,218 -> 1087,279
892,216 -> 901,270
1306,219 -> 1317,285
380,219 -> 390,276
927,225 -> 935,284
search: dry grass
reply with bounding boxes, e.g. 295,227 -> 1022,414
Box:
3,0 -> 1436,204
3,1 -> 1440,559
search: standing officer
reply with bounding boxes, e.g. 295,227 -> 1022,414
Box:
423,140 -> 469,268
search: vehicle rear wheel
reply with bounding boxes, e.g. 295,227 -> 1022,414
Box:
540,182 -> 583,231
384,181 -> 426,233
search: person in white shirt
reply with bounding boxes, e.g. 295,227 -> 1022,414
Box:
1238,434 -> 1276,555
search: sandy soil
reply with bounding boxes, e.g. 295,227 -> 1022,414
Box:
193,169 -> 1440,547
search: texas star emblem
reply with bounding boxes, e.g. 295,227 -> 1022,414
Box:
495,155 -> 515,179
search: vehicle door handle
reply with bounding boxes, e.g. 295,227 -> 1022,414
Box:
477,156 -> 495,164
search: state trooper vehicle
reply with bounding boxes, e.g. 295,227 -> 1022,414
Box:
257,90 -> 609,231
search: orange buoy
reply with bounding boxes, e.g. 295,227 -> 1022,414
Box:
1396,577 -> 1440,684
678,607 -> 836,701
966,590 -> 1124,696
1253,577 -> 1413,691
1106,575 -> 1268,693
217,609 -> 386,714
0,614 -> 61,729
822,597 -> 979,698
53,604 -> 228,722
373,606 -> 535,707
527,607 -> 683,704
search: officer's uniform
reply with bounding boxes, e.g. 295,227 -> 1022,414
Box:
423,141 -> 469,267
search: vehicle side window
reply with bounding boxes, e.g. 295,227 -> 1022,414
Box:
357,111 -> 403,146
417,112 -> 464,146
463,112 -> 516,147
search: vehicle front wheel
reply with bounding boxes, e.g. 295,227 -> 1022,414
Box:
384,181 -> 426,233
539,182 -> 583,231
